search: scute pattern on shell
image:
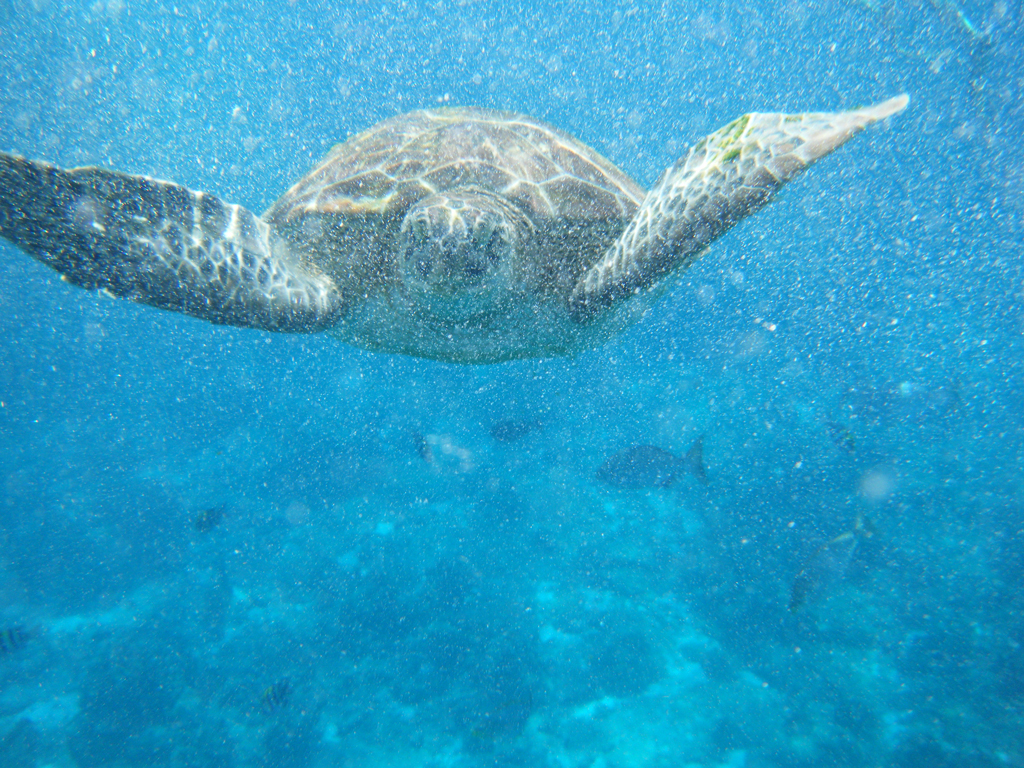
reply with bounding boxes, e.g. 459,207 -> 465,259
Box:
265,107 -> 645,225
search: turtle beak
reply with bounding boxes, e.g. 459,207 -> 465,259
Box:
399,193 -> 513,295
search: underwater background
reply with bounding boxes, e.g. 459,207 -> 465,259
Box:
0,0 -> 1022,766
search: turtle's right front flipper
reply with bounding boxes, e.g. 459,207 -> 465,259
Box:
0,152 -> 342,332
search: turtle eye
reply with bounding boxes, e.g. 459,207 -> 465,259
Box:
485,228 -> 505,265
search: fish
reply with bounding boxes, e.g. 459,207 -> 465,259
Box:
194,506 -> 226,533
411,430 -> 434,464
0,625 -> 30,655
597,437 -> 707,489
789,516 -> 872,612
260,678 -> 290,713
489,417 -> 544,443
848,379 -> 961,425
826,421 -> 856,453
469,693 -> 534,739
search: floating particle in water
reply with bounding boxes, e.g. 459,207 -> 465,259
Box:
285,502 -> 310,526
859,470 -> 895,502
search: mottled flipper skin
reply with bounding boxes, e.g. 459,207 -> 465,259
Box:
570,95 -> 910,319
0,153 -> 341,332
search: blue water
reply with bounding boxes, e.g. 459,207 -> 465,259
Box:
1,1 -> 1021,766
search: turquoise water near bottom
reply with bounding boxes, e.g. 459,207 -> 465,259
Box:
1,1 -> 1023,766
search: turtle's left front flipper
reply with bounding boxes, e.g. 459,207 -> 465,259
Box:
569,95 -> 909,320
0,152 -> 342,332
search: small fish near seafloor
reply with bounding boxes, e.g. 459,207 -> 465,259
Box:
597,437 -> 707,489
789,516 -> 872,612
469,692 -> 535,740
489,417 -> 545,443
0,625 -> 30,655
826,421 -> 856,453
261,678 -> 290,713
194,506 -> 226,533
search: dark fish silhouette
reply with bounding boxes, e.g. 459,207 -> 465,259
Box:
489,417 -> 544,443
469,692 -> 535,739
411,430 -> 434,464
194,506 -> 226,533
0,625 -> 30,655
849,379 -> 961,425
260,678 -> 290,713
826,421 -> 856,453
597,437 -> 707,489
789,516 -> 871,612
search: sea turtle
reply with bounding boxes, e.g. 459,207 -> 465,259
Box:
0,96 -> 907,363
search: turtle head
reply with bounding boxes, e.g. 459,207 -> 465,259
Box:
398,190 -> 526,300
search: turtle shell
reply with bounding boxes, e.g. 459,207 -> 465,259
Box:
265,107 -> 645,225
